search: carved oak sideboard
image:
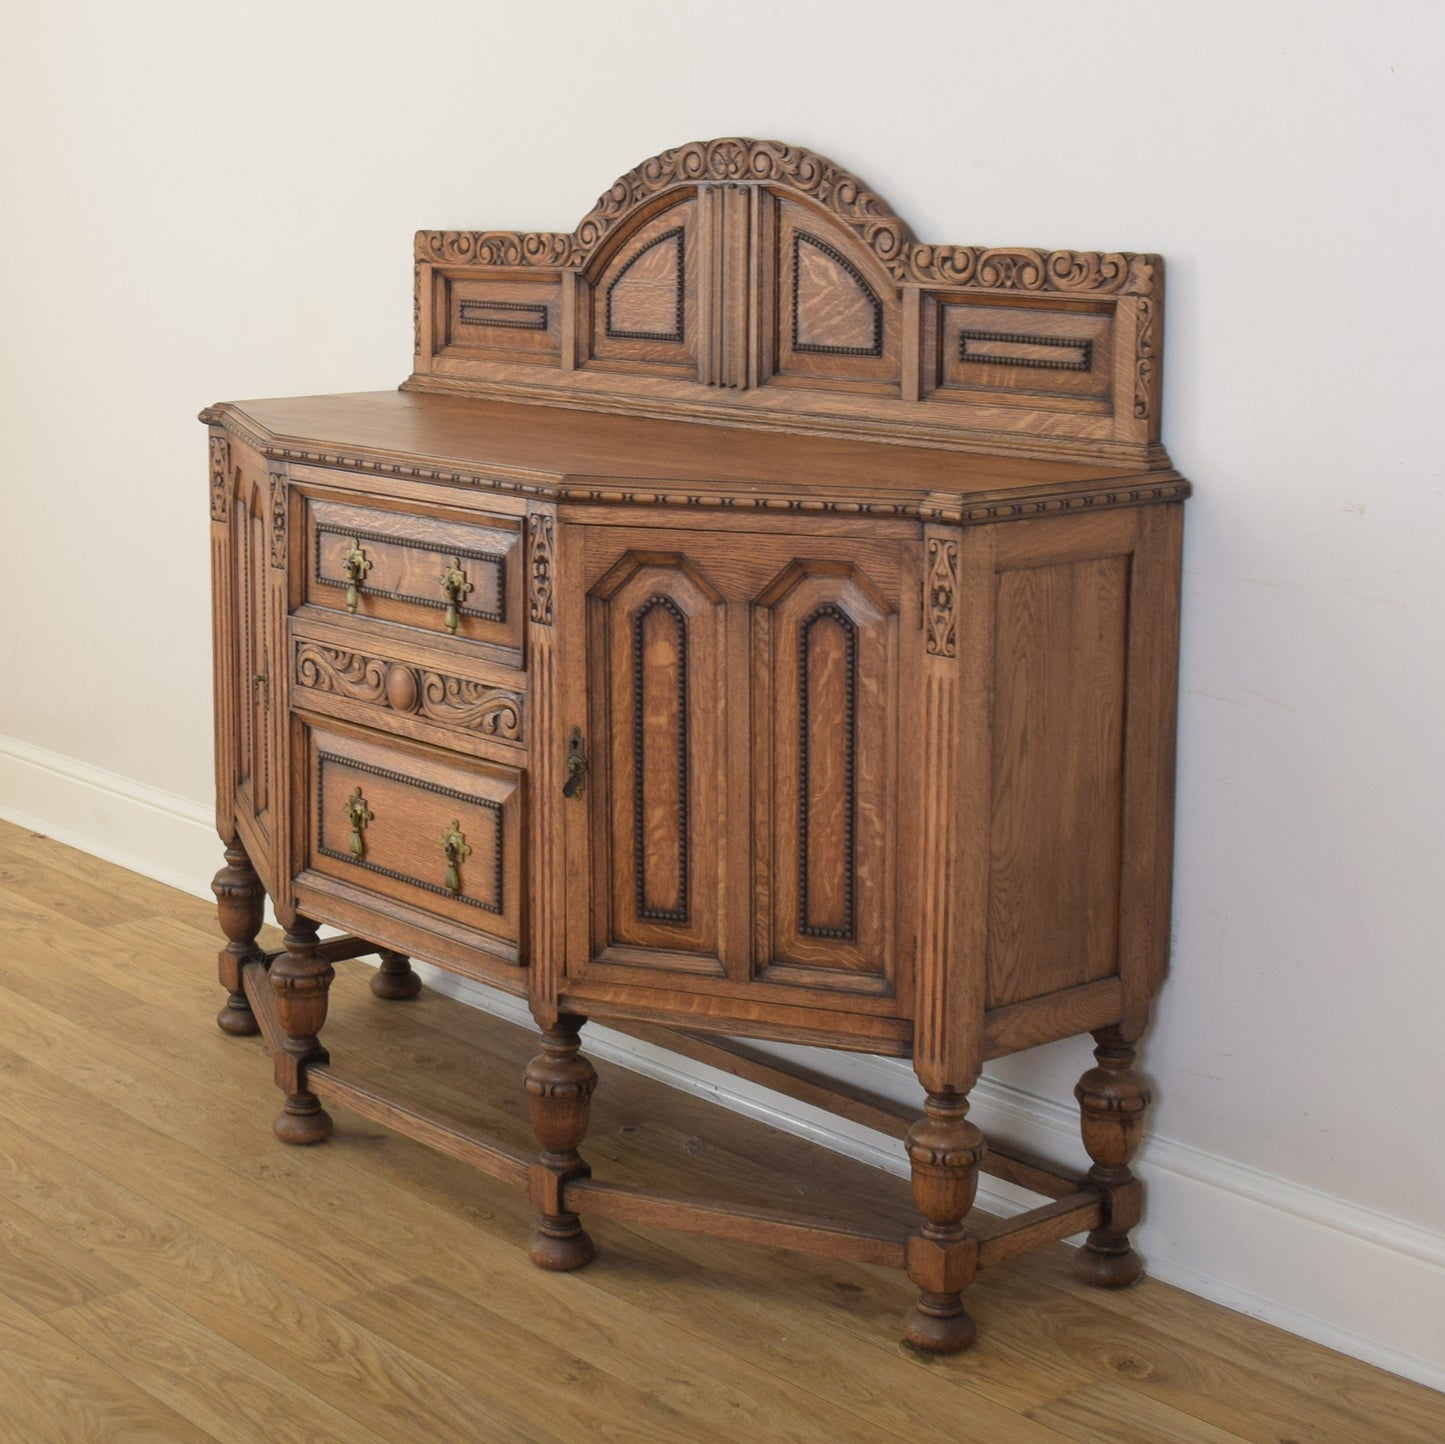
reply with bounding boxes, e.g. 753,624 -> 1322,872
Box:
204,138 -> 1187,1353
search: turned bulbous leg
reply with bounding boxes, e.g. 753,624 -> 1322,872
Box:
1074,1026 -> 1150,1288
270,917 -> 334,1145
212,838 -> 264,1036
370,948 -> 422,1000
903,1092 -> 985,1353
524,1015 -> 597,1271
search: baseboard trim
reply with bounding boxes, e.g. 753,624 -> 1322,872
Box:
0,734 -> 216,901
3,731 -> 1440,1392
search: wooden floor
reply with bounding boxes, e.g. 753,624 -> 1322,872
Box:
0,820 -> 1440,1442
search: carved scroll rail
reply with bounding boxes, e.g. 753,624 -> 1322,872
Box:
416,138 -> 1158,297
295,643 -> 523,742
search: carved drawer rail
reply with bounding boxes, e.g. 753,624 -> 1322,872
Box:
240,948 -> 1104,1280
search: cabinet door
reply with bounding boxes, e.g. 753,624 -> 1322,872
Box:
565,524 -> 916,1010
584,550 -> 726,974
752,561 -> 898,993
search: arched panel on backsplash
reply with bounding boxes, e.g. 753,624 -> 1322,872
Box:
586,196 -> 699,375
765,193 -> 902,393
410,138 -> 1167,466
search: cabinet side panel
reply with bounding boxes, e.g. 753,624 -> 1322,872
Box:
1118,501 -> 1184,1034
210,432 -> 238,840
987,551 -> 1129,1008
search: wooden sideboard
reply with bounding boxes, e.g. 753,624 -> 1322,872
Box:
204,138 -> 1187,1353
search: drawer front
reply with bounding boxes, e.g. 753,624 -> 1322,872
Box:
304,496 -> 524,655
305,725 -> 522,948
291,624 -> 525,757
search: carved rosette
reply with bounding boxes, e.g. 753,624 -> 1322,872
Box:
416,139 -> 1158,297
529,513 -> 555,626
294,643 -> 524,741
209,435 -> 230,521
268,469 -> 288,568
925,538 -> 958,657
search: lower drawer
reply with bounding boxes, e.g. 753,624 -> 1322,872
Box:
303,724 -> 522,952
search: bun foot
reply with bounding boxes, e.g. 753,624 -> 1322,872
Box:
1073,1239 -> 1144,1289
528,1221 -> 595,1272
903,1294 -> 977,1354
216,993 -> 260,1036
370,971 -> 422,1000
370,951 -> 422,1000
273,1101 -> 333,1146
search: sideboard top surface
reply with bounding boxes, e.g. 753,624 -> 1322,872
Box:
203,390 -> 1187,523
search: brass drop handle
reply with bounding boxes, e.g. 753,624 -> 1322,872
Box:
440,821 -> 471,894
439,557 -> 474,634
562,727 -> 587,798
344,786 -> 373,858
341,539 -> 371,613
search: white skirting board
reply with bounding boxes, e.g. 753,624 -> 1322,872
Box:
2,730 -> 1440,1393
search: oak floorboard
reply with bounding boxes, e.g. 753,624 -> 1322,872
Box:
969,1249 -> 1445,1444
0,820 -> 1442,1444
0,884 -> 149,1025
339,1276 -> 793,1444
1020,1243 -> 1445,1442
0,1194 -> 139,1318
0,1034 -> 414,1306
46,1288 -> 393,1444
0,1118 -> 560,1444
0,1288 -> 211,1444
1029,1379 -> 1250,1444
0,854 -> 159,931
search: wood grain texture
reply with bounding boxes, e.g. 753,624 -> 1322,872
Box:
2,824 -> 1441,1442
404,138 -> 1168,464
201,142 -> 1190,1360
988,550 -> 1130,1008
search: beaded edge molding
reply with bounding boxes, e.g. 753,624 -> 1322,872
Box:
198,406 -> 1188,527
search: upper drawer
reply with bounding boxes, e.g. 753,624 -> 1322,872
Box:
303,496 -> 524,657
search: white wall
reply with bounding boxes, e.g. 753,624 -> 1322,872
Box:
2,0 -> 1441,1389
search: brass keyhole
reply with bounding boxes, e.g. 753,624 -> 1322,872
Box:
563,727 -> 587,798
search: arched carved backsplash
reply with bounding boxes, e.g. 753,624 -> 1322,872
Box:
408,139 -> 1166,465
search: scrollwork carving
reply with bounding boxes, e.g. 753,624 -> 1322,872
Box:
209,435 -> 229,521
267,469 -> 287,569
1134,295 -> 1157,420
419,671 -> 523,740
294,643 -> 523,742
296,644 -> 388,702
416,230 -> 579,268
925,538 -> 958,658
414,140 -> 1159,297
529,513 -> 555,625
